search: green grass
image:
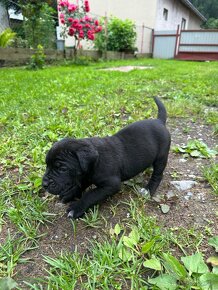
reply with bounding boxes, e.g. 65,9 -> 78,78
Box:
203,163 -> 218,194
0,59 -> 218,288
23,198 -> 215,290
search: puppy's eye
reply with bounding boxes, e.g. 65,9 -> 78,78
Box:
55,162 -> 61,168
60,166 -> 68,172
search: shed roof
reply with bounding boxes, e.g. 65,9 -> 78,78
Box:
180,0 -> 207,22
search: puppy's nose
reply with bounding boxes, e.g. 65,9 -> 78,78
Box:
42,176 -> 49,189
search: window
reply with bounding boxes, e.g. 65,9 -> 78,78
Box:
181,18 -> 186,29
163,8 -> 168,21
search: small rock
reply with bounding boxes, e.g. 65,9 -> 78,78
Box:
139,188 -> 150,197
166,191 -> 176,199
188,174 -> 196,179
171,180 -> 197,191
160,204 -> 170,214
55,202 -> 63,209
179,158 -> 187,163
184,192 -> 193,200
197,192 -> 205,201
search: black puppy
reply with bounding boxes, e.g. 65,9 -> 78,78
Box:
42,97 -> 171,218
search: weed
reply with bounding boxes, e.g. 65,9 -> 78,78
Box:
80,205 -> 101,228
27,45 -> 46,70
0,231 -> 37,277
173,139 -> 217,158
203,163 -> 218,194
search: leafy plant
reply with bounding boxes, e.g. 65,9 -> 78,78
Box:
0,28 -> 16,47
94,16 -> 137,52
173,139 -> 217,158
28,44 -> 46,69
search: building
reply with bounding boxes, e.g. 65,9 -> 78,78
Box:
0,4 -> 23,34
62,0 -> 206,54
0,3 -> 9,33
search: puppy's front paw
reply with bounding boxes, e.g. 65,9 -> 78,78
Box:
67,202 -> 85,219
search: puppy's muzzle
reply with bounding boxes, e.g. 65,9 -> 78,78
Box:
42,175 -> 50,190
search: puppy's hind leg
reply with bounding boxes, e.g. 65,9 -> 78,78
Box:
145,156 -> 168,196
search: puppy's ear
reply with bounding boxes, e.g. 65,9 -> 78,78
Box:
76,145 -> 99,173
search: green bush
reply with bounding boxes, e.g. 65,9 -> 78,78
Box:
94,16 -> 136,53
28,45 -> 45,70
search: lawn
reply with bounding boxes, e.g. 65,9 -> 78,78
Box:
0,58 -> 218,289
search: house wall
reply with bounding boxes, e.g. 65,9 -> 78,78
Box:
155,0 -> 203,31
188,13 -> 202,29
0,3 -> 9,33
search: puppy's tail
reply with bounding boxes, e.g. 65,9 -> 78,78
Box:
154,96 -> 167,125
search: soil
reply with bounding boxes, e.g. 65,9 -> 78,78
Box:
101,66 -> 154,72
6,118 -> 218,287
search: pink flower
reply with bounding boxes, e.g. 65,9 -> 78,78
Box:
73,19 -> 79,25
79,30 -> 84,38
84,15 -> 92,22
60,13 -> 65,19
87,29 -> 95,40
85,23 -> 91,29
59,0 -> 69,7
60,18 -> 65,24
84,0 -> 90,12
68,4 -> 77,12
68,27 -> 75,36
94,19 -> 99,26
77,24 -> 83,30
95,26 -> 102,33
88,33 -> 95,40
68,17 -> 73,23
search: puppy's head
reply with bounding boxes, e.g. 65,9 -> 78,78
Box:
42,138 -> 98,198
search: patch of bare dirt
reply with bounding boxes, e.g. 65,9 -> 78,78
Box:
101,66 -> 153,72
15,118 -> 218,287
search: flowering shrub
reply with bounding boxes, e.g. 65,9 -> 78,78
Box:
58,0 -> 102,45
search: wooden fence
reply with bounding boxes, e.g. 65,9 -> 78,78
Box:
0,48 -> 142,67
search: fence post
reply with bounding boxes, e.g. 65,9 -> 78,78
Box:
141,23 -> 145,54
104,12 -> 108,60
151,29 -> 155,57
174,25 -> 180,58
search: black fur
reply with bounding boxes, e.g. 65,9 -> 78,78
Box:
42,97 -> 171,218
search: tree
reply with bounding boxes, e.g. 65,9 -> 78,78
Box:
189,0 -> 218,19
23,3 -> 56,48
0,0 -> 57,48
202,18 -> 218,29
0,0 -> 57,15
